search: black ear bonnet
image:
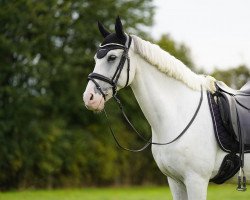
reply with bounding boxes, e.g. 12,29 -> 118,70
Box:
96,34 -> 132,59
101,33 -> 126,46
97,17 -> 131,59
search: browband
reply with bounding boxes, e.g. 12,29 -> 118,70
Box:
96,45 -> 125,59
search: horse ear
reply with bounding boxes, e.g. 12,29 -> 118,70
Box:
98,21 -> 110,38
115,16 -> 126,40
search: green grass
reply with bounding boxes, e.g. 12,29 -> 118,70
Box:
0,185 -> 250,200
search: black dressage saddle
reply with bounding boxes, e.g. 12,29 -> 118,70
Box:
212,80 -> 250,190
215,81 -> 250,147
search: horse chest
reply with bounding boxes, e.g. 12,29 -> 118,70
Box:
152,146 -> 186,181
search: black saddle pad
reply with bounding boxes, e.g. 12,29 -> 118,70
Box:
210,153 -> 240,184
207,92 -> 250,153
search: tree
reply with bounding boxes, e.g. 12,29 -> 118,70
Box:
0,0 -> 155,189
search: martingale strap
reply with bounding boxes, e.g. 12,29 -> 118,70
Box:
104,108 -> 151,153
107,86 -> 204,152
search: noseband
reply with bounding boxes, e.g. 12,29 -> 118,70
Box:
88,35 -> 132,99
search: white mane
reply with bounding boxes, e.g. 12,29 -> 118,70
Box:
131,35 -> 216,92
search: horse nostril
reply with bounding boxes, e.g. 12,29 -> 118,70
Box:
90,93 -> 94,101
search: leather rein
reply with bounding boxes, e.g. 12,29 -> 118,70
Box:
88,35 -> 204,152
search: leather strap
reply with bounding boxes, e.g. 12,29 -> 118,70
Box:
105,86 -> 203,152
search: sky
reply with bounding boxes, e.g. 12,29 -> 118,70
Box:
152,0 -> 250,73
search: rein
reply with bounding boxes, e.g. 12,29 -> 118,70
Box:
88,35 -> 204,152
104,87 -> 203,152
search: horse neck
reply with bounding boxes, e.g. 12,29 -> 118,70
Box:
130,55 -> 203,142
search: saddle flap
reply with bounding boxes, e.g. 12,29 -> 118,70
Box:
217,92 -> 239,140
216,85 -> 250,142
236,104 -> 250,144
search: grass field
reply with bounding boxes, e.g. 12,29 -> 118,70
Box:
0,185 -> 250,200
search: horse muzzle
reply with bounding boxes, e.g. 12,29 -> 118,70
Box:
83,89 -> 105,112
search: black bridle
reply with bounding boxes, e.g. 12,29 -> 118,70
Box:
87,35 -> 204,152
88,36 -> 132,99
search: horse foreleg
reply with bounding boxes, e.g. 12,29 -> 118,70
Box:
168,177 -> 188,200
185,174 -> 209,200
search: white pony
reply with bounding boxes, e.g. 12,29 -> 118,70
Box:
83,18 -> 250,200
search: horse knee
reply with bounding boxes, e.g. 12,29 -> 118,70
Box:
185,174 -> 209,200
168,177 -> 188,200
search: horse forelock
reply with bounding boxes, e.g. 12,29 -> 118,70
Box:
131,35 -> 216,92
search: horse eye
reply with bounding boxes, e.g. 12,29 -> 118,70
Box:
107,55 -> 117,62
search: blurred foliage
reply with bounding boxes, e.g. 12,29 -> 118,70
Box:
211,65 -> 250,89
0,0 -> 249,191
0,0 -> 159,190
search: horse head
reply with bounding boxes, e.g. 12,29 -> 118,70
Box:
83,17 -> 136,111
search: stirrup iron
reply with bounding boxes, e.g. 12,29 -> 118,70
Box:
237,167 -> 247,191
